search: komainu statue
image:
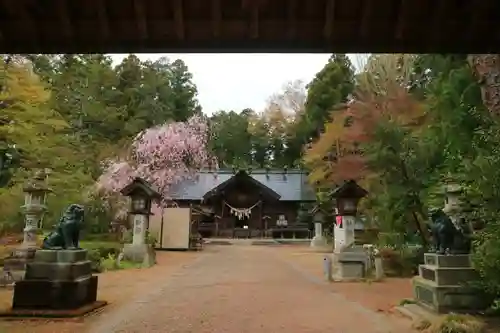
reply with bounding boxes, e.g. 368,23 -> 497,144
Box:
429,208 -> 472,255
42,204 -> 84,250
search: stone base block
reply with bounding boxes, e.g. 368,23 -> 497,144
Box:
3,248 -> 37,282
123,244 -> 156,267
310,236 -> 328,249
13,276 -> 98,310
424,253 -> 471,268
412,276 -> 490,313
419,265 -> 478,286
333,261 -> 365,281
34,249 -> 87,263
0,301 -> 107,319
25,261 -> 92,281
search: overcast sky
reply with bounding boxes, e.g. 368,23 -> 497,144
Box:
110,53 -> 364,115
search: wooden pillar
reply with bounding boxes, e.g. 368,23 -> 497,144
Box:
259,192 -> 263,238
220,196 -> 225,237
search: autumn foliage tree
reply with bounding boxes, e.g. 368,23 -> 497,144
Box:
305,54 -> 432,246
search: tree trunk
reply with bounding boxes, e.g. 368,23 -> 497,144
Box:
467,54 -> 500,117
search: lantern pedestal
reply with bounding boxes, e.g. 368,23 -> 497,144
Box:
331,215 -> 368,281
123,244 -> 156,267
3,203 -> 47,283
123,213 -> 156,267
2,249 -> 37,283
310,222 -> 327,249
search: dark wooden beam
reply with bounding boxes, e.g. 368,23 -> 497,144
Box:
359,0 -> 373,39
323,0 -> 336,40
212,0 -> 221,37
287,0 -> 297,40
242,0 -> 266,39
3,1 -> 37,46
249,4 -> 259,38
466,0 -> 489,41
95,0 -> 110,41
56,0 -> 73,39
431,0 -> 448,43
133,0 -> 148,39
173,0 -> 185,40
395,0 -> 410,40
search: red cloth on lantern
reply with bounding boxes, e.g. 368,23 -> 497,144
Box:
336,215 -> 343,227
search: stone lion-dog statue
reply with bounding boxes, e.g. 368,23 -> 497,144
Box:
42,203 -> 85,250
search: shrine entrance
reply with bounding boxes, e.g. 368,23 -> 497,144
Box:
202,170 -> 281,238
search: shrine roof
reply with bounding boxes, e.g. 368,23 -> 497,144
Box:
169,169 -> 315,202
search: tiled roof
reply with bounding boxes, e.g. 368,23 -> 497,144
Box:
169,169 -> 315,202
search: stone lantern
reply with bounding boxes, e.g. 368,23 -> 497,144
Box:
3,169 -> 52,282
310,206 -> 328,249
21,169 -> 52,247
120,177 -> 161,264
329,180 -> 369,281
443,182 -> 463,220
330,180 -> 367,252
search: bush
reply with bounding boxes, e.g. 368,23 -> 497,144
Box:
82,241 -> 122,273
379,246 -> 423,277
93,246 -> 120,259
427,314 -> 486,333
87,249 -> 103,272
101,253 -> 119,271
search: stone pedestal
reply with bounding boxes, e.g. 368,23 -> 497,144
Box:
310,222 -> 327,249
123,213 -> 156,267
412,253 -> 490,313
332,246 -> 368,281
3,203 -> 46,282
123,244 -> 156,267
3,247 -> 37,282
12,249 -> 98,310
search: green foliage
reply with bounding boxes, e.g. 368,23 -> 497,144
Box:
81,240 -> 122,272
145,230 -> 157,246
303,54 -> 355,139
87,248 -> 104,272
209,110 -> 253,168
428,314 -> 486,333
0,54 -> 202,234
378,246 -> 422,277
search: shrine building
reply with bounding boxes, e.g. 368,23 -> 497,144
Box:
169,168 -> 315,239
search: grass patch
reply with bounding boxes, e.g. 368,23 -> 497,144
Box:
426,314 -> 487,333
400,298 -> 416,306
100,253 -> 142,271
80,240 -> 121,250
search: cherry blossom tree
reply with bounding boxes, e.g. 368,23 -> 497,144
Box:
96,115 -> 215,206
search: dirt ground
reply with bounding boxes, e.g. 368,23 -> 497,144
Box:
86,245 -> 413,333
0,250 -> 202,333
271,245 -> 414,315
0,244 -> 416,333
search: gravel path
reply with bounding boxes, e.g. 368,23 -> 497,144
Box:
86,245 -> 413,333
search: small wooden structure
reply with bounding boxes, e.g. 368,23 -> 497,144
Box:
0,0 -> 498,53
149,207 -> 203,250
149,207 -> 191,250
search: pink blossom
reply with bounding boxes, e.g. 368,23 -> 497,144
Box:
97,115 -> 215,206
